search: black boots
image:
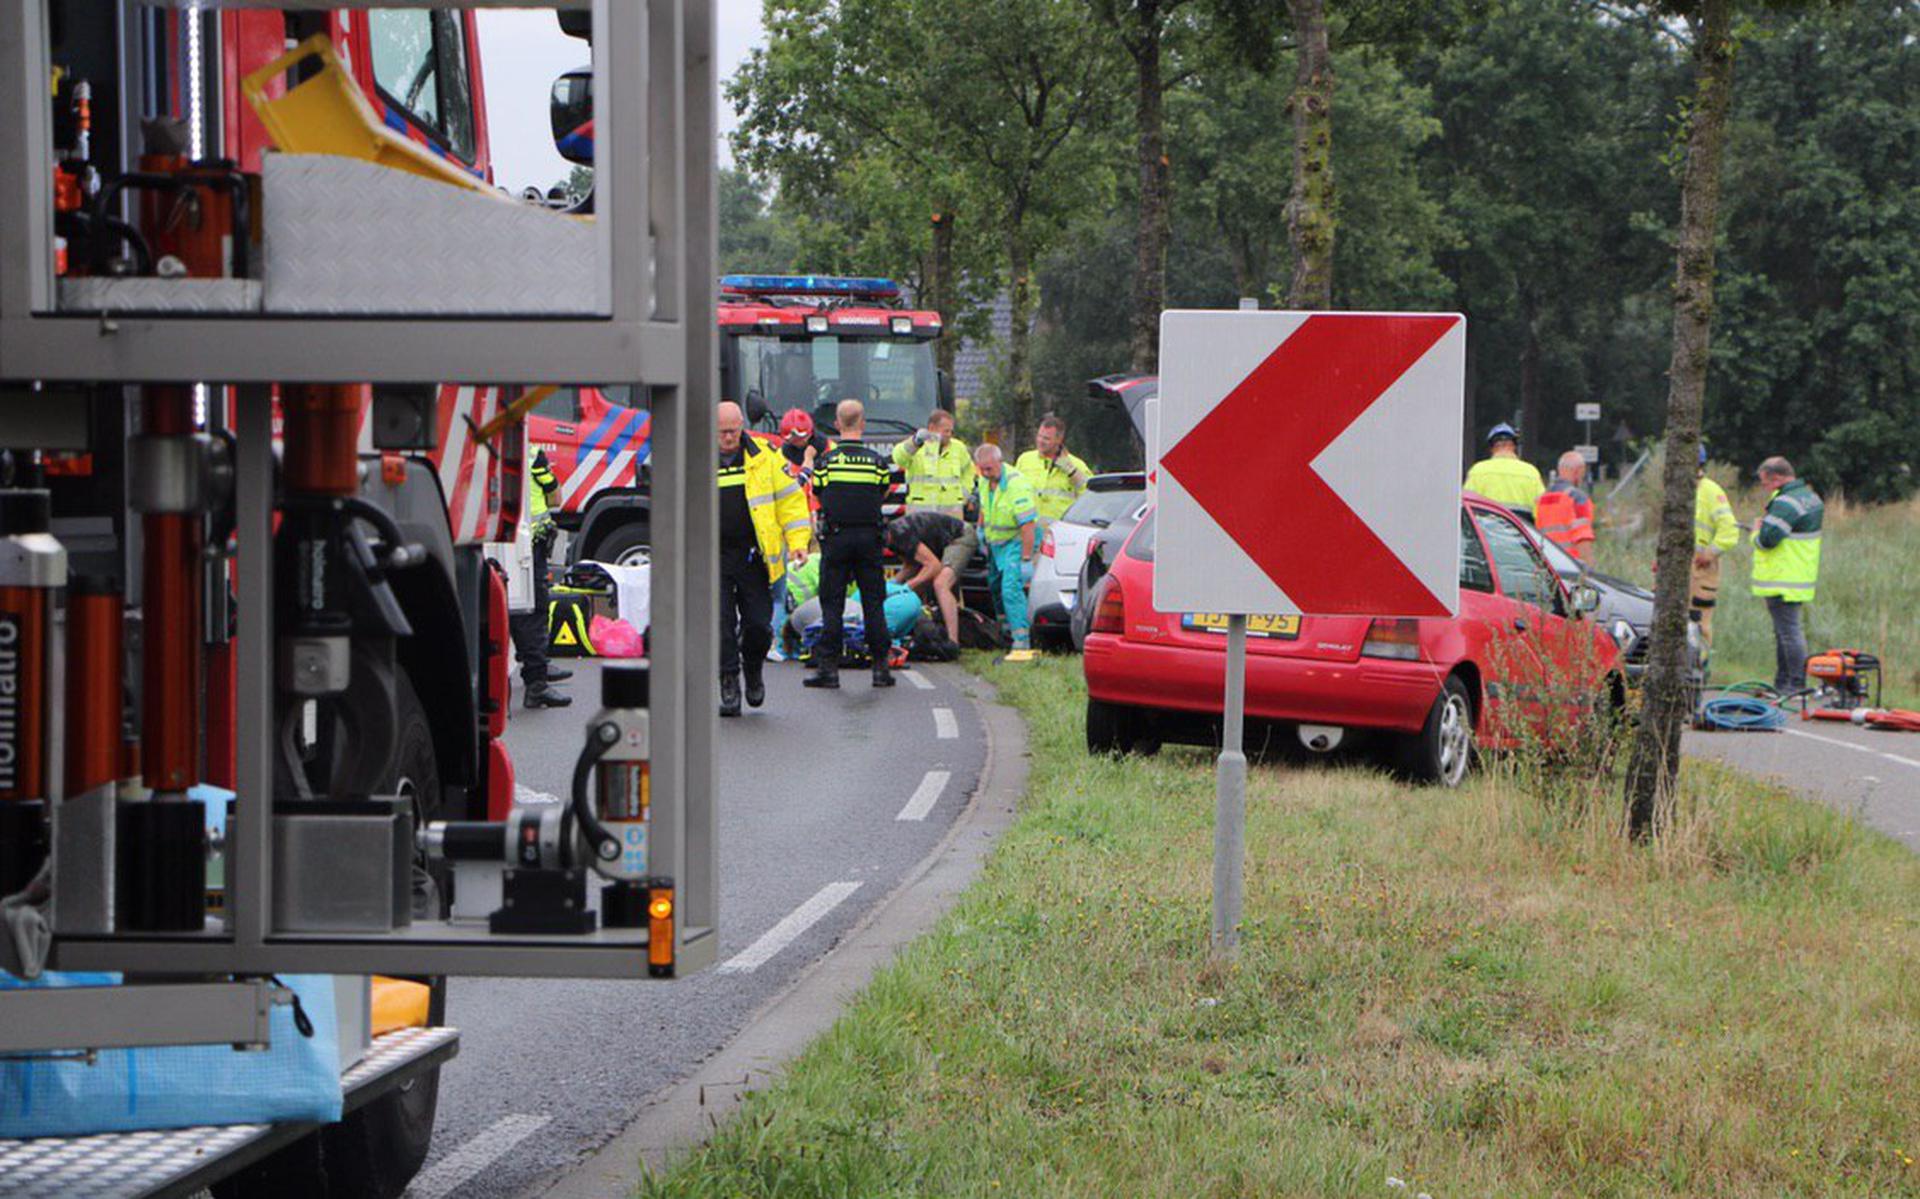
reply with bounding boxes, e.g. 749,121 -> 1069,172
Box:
871,664 -> 895,688
743,662 -> 766,708
545,666 -> 574,682
802,660 -> 840,689
719,673 -> 742,717
524,681 -> 572,709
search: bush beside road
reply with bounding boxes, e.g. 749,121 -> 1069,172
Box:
642,657 -> 1920,1198
1595,466 -> 1920,708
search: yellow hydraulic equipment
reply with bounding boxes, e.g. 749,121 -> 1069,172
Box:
241,35 -> 500,199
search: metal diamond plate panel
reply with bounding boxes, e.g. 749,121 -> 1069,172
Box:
0,1026 -> 459,1198
56,278 -> 261,315
262,154 -> 600,316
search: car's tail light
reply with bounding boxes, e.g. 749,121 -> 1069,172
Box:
1040,529 -> 1056,558
1090,580 -> 1126,635
1361,617 -> 1421,660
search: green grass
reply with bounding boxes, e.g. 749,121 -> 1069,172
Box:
641,657 -> 1920,1198
1592,460 -> 1920,707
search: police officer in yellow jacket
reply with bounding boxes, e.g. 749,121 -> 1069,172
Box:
1464,423 -> 1544,518
512,450 -> 572,708
718,402 -> 812,716
1690,445 -> 1739,650
1749,455 -> 1823,692
892,408 -> 973,516
1014,412 -> 1093,528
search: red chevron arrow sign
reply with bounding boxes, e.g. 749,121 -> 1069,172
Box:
1153,310 -> 1466,618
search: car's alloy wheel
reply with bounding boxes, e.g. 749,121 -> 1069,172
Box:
1400,674 -> 1474,787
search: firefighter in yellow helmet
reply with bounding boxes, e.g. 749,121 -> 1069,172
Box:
1464,422 -> 1544,518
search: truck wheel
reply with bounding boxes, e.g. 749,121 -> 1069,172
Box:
589,521 -> 650,568
318,1064 -> 442,1199
1396,674 -> 1475,787
391,670 -> 447,920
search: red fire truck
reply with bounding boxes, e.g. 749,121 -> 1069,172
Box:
534,275 -> 952,567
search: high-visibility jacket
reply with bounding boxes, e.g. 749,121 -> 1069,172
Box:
1751,478 -> 1823,603
1465,455 -> 1545,515
891,436 -> 974,512
1534,481 -> 1595,555
528,452 -> 559,535
975,471 -> 1037,545
1694,476 -> 1738,554
1014,448 -> 1093,525
718,437 -> 811,583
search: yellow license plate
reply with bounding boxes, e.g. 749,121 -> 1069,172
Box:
1182,612 -> 1301,638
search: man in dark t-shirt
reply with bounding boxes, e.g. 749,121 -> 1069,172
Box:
887,510 -> 974,647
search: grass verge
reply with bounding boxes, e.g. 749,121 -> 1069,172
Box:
642,656 -> 1920,1198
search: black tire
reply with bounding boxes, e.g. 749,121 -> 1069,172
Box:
318,1063 -> 442,1199
1087,697 -> 1136,756
587,520 -> 651,568
390,670 -> 446,921
1397,674 -> 1475,787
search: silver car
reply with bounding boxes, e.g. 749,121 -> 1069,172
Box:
1028,473 -> 1146,650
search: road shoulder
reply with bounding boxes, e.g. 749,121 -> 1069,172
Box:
537,665 -> 1026,1198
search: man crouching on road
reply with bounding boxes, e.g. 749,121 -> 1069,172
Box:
717,401 -> 811,716
888,509 -> 974,651
972,443 -> 1038,654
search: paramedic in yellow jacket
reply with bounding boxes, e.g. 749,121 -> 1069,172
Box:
1689,445 -> 1739,650
892,408 -> 974,515
717,401 -> 811,716
1014,412 -> 1094,528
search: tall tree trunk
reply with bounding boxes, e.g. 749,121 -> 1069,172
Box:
1519,295 -> 1543,452
1129,17 -> 1169,373
1623,0 -> 1738,840
1285,0 -> 1335,309
1007,214 -> 1036,441
930,209 -> 956,379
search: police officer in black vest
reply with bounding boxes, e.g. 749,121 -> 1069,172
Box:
804,399 -> 895,690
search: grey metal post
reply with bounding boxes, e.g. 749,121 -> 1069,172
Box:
1211,613 -> 1247,960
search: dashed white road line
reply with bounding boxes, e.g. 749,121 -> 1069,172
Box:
1784,726 -> 1920,770
903,669 -> 935,691
407,1113 -> 551,1199
933,707 -> 958,739
717,881 -> 863,974
896,770 -> 951,822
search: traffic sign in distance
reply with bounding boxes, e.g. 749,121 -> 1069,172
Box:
1576,443 -> 1600,465
1155,310 -> 1466,618
1575,401 -> 1601,422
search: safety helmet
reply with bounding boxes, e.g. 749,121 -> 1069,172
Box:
779,408 -> 814,439
1486,422 -> 1520,446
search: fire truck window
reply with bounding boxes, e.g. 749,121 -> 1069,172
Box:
368,10 -> 476,162
534,388 -> 579,421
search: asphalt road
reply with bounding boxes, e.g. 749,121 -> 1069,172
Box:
1686,712 -> 1920,851
405,657 -> 986,1199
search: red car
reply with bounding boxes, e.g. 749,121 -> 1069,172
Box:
1081,494 -> 1623,785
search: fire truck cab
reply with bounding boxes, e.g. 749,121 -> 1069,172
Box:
544,275 -> 951,568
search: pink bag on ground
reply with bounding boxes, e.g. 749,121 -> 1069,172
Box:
589,615 -> 645,659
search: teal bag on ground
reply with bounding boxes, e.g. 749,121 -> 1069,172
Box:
0,971 -> 343,1137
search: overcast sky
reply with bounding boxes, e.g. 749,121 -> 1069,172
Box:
476,5 -> 766,195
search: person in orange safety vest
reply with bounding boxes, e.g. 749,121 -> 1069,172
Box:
1534,450 -> 1596,561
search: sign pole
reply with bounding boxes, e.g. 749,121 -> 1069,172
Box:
1211,613 -> 1247,961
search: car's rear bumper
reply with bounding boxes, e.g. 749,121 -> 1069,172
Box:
1032,600 -> 1071,634
1084,635 -> 1442,732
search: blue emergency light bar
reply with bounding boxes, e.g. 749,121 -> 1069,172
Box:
719,274 -> 901,299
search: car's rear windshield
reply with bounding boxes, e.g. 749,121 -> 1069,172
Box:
1124,510 -> 1156,562
1061,488 -> 1144,528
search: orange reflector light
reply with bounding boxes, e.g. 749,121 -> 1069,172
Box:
647,882 -> 675,977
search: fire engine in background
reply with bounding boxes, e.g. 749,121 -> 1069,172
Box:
533,275 -> 952,568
